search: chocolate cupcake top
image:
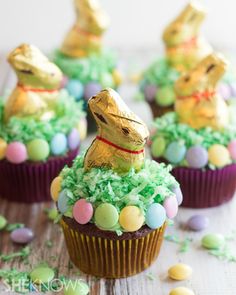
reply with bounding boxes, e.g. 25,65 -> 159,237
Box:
0,44 -> 85,164
51,88 -> 181,234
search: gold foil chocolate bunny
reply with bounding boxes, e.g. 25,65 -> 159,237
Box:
61,0 -> 109,58
163,1 -> 212,71
4,44 -> 63,122
84,88 -> 149,173
175,53 -> 229,130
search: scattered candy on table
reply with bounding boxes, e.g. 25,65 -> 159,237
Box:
10,227 -> 34,244
201,233 -> 225,250
187,215 -> 209,231
63,280 -> 89,295
169,286 -> 195,295
0,215 -> 7,230
95,203 -> 119,230
30,266 -> 55,284
168,263 -> 193,281
119,206 -> 144,232
73,199 -> 93,225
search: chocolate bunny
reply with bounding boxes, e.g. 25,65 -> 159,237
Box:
61,0 -> 109,58
84,88 -> 149,173
175,53 -> 229,130
4,44 -> 63,122
163,1 -> 212,71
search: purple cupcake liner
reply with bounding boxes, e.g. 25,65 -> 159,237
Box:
0,149 -> 78,203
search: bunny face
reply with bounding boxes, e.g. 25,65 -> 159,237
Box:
163,1 -> 206,47
88,88 -> 149,150
175,54 -> 228,97
8,44 -> 62,89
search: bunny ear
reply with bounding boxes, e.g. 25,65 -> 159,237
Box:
177,1 -> 206,23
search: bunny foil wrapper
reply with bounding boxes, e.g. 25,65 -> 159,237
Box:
84,88 -> 149,174
4,44 -> 63,122
175,53 -> 229,130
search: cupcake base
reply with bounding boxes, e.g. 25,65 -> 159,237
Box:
0,149 -> 78,203
61,216 -> 166,278
148,100 -> 174,118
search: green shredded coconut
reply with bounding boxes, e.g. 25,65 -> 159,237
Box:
165,234 -> 193,253
5,223 -> 25,232
146,272 -> 156,281
0,246 -> 31,262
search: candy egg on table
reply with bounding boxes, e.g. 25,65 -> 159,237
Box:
64,280 -> 89,295
187,215 -> 209,231
146,203 -> 166,229
151,136 -> 166,158
119,206 -> 144,232
68,128 -> 80,150
73,199 -> 93,224
50,176 -> 62,201
66,79 -> 84,101
155,86 -> 176,107
10,227 -> 34,244
228,139 -> 236,160
201,233 -> 225,250
50,133 -> 67,155
169,286 -> 195,295
95,203 -> 119,230
27,139 -> 50,161
83,82 -> 102,100
168,263 -> 193,281
208,144 -> 230,168
163,196 -> 178,219
30,266 -> 55,284
186,145 -> 208,168
0,215 -> 7,230
6,142 -> 27,164
0,138 -> 7,160
58,190 -> 70,214
165,141 -> 186,164
144,84 -> 158,102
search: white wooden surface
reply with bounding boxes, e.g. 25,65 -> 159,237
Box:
0,51 -> 236,295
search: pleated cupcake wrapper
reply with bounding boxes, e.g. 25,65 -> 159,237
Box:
172,164 -> 236,208
61,219 -> 166,278
148,100 -> 174,118
0,149 -> 78,203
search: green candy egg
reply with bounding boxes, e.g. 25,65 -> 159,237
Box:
95,203 -> 119,229
151,137 -> 166,158
155,86 -> 176,107
30,266 -> 55,284
201,234 -> 225,250
27,139 -> 50,161
0,215 -> 7,230
64,280 -> 89,295
99,72 -> 114,88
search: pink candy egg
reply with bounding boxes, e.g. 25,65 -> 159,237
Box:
73,199 -> 93,224
163,196 -> 178,219
6,142 -> 27,164
228,140 -> 236,160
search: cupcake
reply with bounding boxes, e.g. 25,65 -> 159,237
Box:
139,1 -> 236,118
0,44 -> 86,203
150,53 -> 236,208
53,0 -> 122,132
51,88 -> 182,278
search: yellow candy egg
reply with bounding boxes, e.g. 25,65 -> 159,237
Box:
168,263 -> 192,281
77,118 -> 87,141
169,286 -> 195,295
50,176 -> 62,201
208,144 -> 230,168
0,138 -> 7,160
119,206 -> 144,232
112,69 -> 122,86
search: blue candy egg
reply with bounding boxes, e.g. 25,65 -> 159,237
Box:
171,186 -> 183,206
50,133 -> 67,155
66,79 -> 84,101
58,190 -> 69,214
165,141 -> 186,164
146,203 -> 166,229
68,128 -> 80,150
186,145 -> 208,168
84,82 -> 102,100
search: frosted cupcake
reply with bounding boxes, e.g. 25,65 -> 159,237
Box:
150,53 -> 236,208
0,44 -> 85,203
51,88 -> 182,278
53,0 -> 122,131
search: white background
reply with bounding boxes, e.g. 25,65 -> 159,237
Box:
0,0 -> 235,53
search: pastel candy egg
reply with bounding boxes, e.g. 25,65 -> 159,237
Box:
230,82 -> 236,97
228,139 -> 236,160
66,79 -> 84,101
73,199 -> 93,224
50,133 -> 67,155
95,203 -> 119,229
187,215 -> 209,231
169,287 -> 195,295
168,263 -> 193,281
186,146 -> 208,168
0,138 -> 7,160
119,206 -> 144,232
77,117 -> 87,141
27,139 -> 50,161
10,227 -> 34,244
6,142 -> 27,164
144,84 -> 157,102
84,82 -> 102,100
155,86 -> 176,107
218,83 -> 231,100
0,215 -> 7,230
208,144 -> 230,168
146,203 -> 166,229
30,266 -> 55,284
163,197 -> 178,219
151,137 -> 166,158
50,176 -> 62,201
165,142 -> 186,164
68,128 -> 80,150
64,280 -> 89,295
112,69 -> 122,86
58,190 -> 69,214
201,233 -> 225,250
171,186 -> 183,205
100,72 -> 114,88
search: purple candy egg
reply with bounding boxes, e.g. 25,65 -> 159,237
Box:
186,146 -> 208,168
172,186 -> 183,205
68,128 -> 80,150
144,85 -> 158,102
10,227 -> 34,244
84,82 -> 102,100
218,83 -> 231,100
187,215 -> 209,231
